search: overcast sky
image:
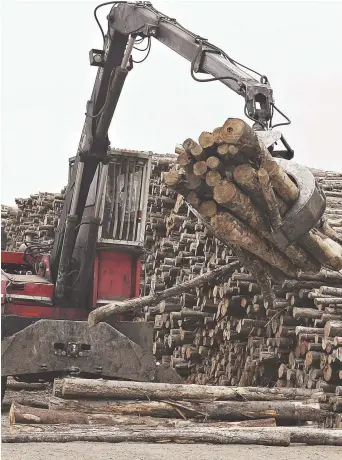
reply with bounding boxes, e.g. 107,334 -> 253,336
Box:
1,1 -> 342,206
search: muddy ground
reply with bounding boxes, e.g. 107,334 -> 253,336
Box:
1,386 -> 341,460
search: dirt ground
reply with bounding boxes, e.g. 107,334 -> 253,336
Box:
2,443 -> 342,460
2,387 -> 342,460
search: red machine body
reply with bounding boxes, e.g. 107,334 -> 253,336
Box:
1,249 -> 141,321
1,150 -> 157,391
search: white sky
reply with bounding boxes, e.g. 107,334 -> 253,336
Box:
1,0 -> 342,206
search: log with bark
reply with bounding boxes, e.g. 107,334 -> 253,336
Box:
4,425 -> 342,446
49,397 -> 328,422
2,426 -> 291,446
10,403 -> 277,428
55,378 -> 326,402
88,261 -> 239,325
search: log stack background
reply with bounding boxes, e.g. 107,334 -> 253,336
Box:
1,191 -> 66,251
1,148 -> 342,428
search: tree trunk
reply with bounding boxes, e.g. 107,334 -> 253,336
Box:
257,168 -> 282,229
210,213 -> 298,277
88,260 -> 239,325
299,232 -> 342,271
206,156 -> 221,170
2,426 -> 291,446
198,131 -> 215,150
232,164 -> 265,208
220,119 -> 261,159
49,397 -> 327,422
10,405 -> 277,428
55,378 -> 325,402
199,200 -> 217,218
213,181 -> 267,230
324,321 -> 342,337
206,170 -> 222,187
4,425 -> 342,446
319,286 -> 342,296
193,161 -> 208,177
261,158 -> 300,204
183,138 -> 206,161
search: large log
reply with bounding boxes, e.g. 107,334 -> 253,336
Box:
2,426 -> 291,446
261,158 -> 299,204
219,119 -> 261,159
232,164 -> 266,209
4,425 -> 342,446
319,286 -> 342,296
213,180 -> 267,230
49,397 -> 328,422
257,168 -> 282,229
55,378 -> 326,401
210,213 -> 298,277
88,261 -> 239,325
299,232 -> 342,271
10,404 -> 277,428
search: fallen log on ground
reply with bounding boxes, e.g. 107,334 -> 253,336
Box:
49,397 -> 328,422
1,426 -> 291,446
9,404 -> 276,428
55,378 -> 326,402
3,426 -> 342,446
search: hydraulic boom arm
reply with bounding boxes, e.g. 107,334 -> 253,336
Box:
50,1 -> 295,307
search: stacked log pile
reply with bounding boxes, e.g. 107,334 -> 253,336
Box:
2,191 -> 66,251
132,120 -> 342,428
2,143 -> 341,430
312,168 -> 342,228
140,203 -> 342,427
4,378 -> 342,445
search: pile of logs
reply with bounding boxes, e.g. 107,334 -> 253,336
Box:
1,191 -> 66,251
2,142 -> 341,430
125,120 -> 341,426
4,378 -> 341,445
312,168 -> 342,235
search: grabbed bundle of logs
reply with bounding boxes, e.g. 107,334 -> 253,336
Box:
163,118 -> 342,279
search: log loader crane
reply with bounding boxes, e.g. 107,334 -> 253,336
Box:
1,1 -> 326,399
